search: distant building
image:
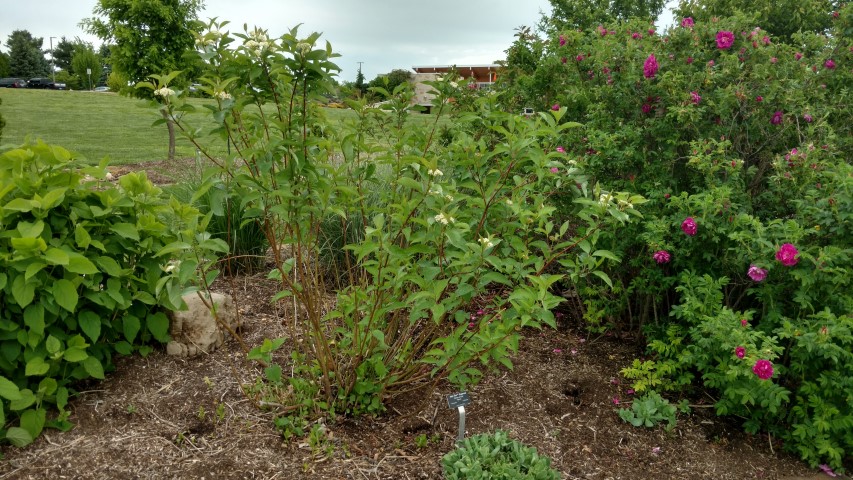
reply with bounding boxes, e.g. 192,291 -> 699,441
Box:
411,64 -> 499,113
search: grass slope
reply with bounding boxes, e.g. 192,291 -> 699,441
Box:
0,88 -> 444,165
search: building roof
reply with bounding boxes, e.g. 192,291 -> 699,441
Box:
412,64 -> 500,75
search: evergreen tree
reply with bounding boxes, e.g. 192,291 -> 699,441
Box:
51,37 -> 76,72
6,30 -> 50,78
354,65 -> 366,96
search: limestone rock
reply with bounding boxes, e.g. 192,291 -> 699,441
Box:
166,292 -> 237,357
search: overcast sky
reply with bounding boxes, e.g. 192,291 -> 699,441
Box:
1,0 -> 560,82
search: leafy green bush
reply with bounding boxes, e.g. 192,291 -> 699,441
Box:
442,430 -> 561,480
0,141 -> 224,446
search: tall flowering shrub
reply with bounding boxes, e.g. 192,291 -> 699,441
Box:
497,6 -> 853,470
149,20 -> 641,436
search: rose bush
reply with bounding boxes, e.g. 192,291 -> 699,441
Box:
498,5 -> 852,470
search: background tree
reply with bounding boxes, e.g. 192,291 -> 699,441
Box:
82,0 -> 204,161
550,0 -> 665,30
51,37 -> 76,72
6,30 -> 50,78
71,46 -> 102,90
367,68 -> 413,93
0,51 -> 10,77
354,65 -> 367,97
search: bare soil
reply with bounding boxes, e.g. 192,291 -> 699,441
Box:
0,160 -> 843,479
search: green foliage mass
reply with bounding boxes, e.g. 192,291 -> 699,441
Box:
442,430 -> 561,480
550,0 -> 666,30
5,30 -> 50,79
367,69 -> 413,94
0,141 -> 226,446
0,52 -> 10,78
71,47 -> 103,91
675,0 -> 844,41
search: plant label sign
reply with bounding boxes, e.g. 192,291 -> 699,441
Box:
447,392 -> 470,409
447,392 -> 471,443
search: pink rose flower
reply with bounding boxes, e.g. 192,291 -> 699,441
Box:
681,217 -> 697,236
551,104 -> 560,111
643,54 -> 659,79
741,318 -> 748,327
653,250 -> 671,264
735,346 -> 746,359
690,91 -> 701,104
550,167 -> 560,174
824,59 -> 836,69
681,17 -> 694,28
795,52 -> 803,60
747,265 -> 767,282
771,111 -> 783,125
752,359 -> 774,380
559,35 -> 566,46
775,243 -> 799,266
716,31 -> 735,49
556,146 -> 566,153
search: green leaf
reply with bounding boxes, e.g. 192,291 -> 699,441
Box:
66,255 -> 99,275
5,427 -> 34,447
82,356 -> 105,379
78,311 -> 101,342
146,312 -> 170,343
0,272 -> 6,290
111,223 -> 140,241
95,256 -> 123,277
113,341 -> 133,355
4,198 -> 35,213
53,279 -> 79,313
56,387 -> 69,410
9,388 -> 36,410
123,315 -> 141,343
17,220 -> 44,238
45,335 -> 62,355
75,224 -> 91,249
25,357 -> 50,376
264,364 -> 282,384
20,408 -> 46,439
24,262 -> 46,281
37,377 -> 58,397
0,376 -> 23,401
11,275 -> 35,308
44,248 -> 70,266
63,347 -> 88,363
39,187 -> 67,210
24,304 -> 45,337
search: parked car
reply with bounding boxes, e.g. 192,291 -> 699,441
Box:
0,78 -> 27,88
27,78 -> 66,90
93,86 -> 110,92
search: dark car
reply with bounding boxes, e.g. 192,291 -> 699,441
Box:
27,78 -> 66,90
0,78 -> 27,88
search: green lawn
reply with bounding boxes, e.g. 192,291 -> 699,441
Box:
0,88 -> 446,165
